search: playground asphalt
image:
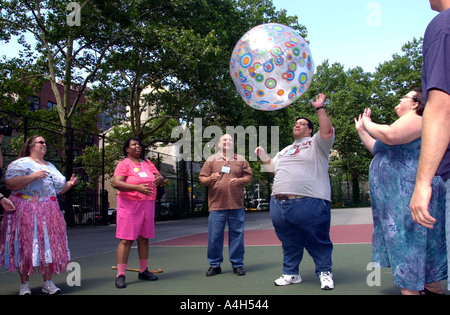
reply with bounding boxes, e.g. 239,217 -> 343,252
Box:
65,207 -> 374,259
1,207 -> 448,304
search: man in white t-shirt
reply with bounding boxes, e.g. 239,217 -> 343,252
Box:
255,93 -> 335,290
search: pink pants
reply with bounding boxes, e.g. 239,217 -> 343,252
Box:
116,197 -> 155,240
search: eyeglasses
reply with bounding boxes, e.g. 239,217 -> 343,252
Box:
294,122 -> 309,127
400,96 -> 417,102
35,141 -> 46,145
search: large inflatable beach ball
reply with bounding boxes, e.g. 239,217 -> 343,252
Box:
230,23 -> 314,111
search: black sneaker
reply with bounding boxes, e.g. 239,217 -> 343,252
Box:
138,268 -> 158,281
233,266 -> 246,276
206,266 -> 222,277
115,275 -> 126,289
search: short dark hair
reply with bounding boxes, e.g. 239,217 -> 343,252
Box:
122,137 -> 145,158
295,117 -> 314,137
411,87 -> 425,116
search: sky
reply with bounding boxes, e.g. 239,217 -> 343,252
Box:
271,0 -> 438,73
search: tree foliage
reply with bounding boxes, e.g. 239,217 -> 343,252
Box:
0,0 -> 424,207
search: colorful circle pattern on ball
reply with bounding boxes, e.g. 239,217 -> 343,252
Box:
230,23 -> 314,111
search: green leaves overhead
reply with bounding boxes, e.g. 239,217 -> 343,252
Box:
1,0 -> 424,202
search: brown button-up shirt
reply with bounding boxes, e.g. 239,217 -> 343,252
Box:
199,152 -> 252,211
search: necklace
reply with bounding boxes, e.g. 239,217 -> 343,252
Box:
30,156 -> 47,165
129,158 -> 142,172
29,156 -> 51,177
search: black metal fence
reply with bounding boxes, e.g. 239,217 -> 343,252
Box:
0,110 -> 370,226
148,151 -> 276,220
150,146 -> 370,220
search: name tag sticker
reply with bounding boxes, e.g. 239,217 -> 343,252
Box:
286,148 -> 296,155
221,166 -> 231,174
138,172 -> 148,178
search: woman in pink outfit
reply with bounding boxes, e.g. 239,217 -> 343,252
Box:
113,138 -> 164,289
0,135 -> 78,295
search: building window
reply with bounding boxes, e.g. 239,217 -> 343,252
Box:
28,96 -> 40,111
47,101 -> 57,109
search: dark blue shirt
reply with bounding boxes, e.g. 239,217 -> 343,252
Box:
422,8 -> 450,180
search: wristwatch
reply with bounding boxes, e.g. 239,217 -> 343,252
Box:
315,106 -> 325,111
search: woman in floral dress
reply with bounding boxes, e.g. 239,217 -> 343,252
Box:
355,89 -> 446,295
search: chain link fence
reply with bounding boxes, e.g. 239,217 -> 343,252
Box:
0,110 -> 370,227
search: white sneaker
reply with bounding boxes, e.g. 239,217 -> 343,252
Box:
19,282 -> 31,295
41,280 -> 61,295
274,274 -> 302,286
319,271 -> 334,290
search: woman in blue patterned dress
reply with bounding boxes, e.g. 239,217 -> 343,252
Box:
0,135 -> 78,295
355,88 -> 446,295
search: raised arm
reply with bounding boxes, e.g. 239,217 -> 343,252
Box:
361,108 -> 422,145
254,146 -> 274,173
311,94 -> 333,140
354,112 -> 376,154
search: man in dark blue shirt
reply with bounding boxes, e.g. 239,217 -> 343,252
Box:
411,1 -> 450,226
410,0 -> 450,293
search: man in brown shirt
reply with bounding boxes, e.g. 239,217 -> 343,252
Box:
199,134 -> 252,277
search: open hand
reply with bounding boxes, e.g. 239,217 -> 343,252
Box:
68,174 -> 78,187
410,184 -> 436,229
311,93 -> 326,109
254,146 -> 270,162
0,197 -> 15,212
138,183 -> 154,195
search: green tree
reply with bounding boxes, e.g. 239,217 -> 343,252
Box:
0,0 -> 132,225
79,0 -> 305,211
371,38 -> 423,125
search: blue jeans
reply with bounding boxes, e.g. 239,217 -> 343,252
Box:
207,209 -> 245,268
270,196 -> 333,275
445,179 -> 450,291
